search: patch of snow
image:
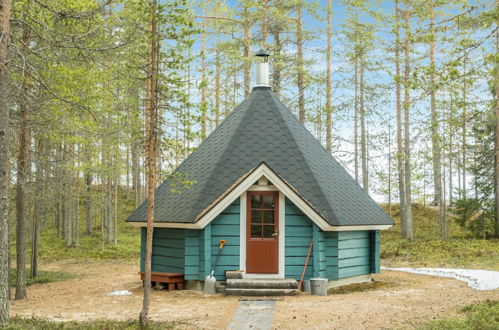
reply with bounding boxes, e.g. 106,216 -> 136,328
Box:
106,290 -> 133,296
381,267 -> 499,291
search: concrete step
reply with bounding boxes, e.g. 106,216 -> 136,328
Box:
225,270 -> 245,279
227,278 -> 298,290
225,288 -> 299,296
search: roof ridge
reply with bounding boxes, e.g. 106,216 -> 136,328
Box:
265,91 -> 337,223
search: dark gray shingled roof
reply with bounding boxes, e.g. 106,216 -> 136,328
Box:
126,86 -> 393,226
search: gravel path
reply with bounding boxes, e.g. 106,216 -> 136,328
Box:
9,261 -> 499,329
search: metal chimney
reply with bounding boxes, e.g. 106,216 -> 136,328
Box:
255,48 -> 270,87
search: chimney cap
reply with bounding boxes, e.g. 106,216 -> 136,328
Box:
255,48 -> 270,57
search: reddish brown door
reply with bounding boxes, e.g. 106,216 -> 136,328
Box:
246,191 -> 279,274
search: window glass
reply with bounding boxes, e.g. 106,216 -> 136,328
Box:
262,210 -> 274,224
251,225 -> 262,238
263,225 -> 274,238
251,194 -> 261,208
262,195 -> 274,208
251,210 -> 262,224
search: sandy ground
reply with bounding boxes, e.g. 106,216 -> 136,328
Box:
9,261 -> 499,329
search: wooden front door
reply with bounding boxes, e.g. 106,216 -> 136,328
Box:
246,191 -> 279,274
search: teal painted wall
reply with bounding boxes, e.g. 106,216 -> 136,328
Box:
209,200 -> 240,280
284,198 -> 314,280
140,227 -> 185,273
324,231 -> 339,280
337,231 -> 371,279
140,198 -> 381,282
369,230 -> 381,274
183,200 -> 240,281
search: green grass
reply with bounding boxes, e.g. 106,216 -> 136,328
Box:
1,317 -> 180,330
9,269 -> 75,287
327,280 -> 396,295
421,300 -> 499,330
10,187 -> 142,262
381,204 -> 499,270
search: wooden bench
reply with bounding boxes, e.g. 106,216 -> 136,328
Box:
139,272 -> 184,291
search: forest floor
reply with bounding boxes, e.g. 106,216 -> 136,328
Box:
8,260 -> 499,329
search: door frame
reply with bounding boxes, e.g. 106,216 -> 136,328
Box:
239,185 -> 285,278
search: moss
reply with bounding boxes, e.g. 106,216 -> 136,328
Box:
1,317 -> 181,329
9,269 -> 75,287
421,300 -> 499,330
328,280 -> 396,295
381,204 -> 499,270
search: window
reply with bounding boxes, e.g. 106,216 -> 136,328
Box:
248,192 -> 277,239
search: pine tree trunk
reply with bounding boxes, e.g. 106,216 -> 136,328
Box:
296,1 -> 305,124
140,0 -> 158,325
85,150 -> 93,234
15,18 -> 32,299
325,0 -> 333,153
272,31 -> 281,96
462,59 -> 467,199
449,87 -> 454,206
261,0 -> 267,44
243,3 -> 251,98
200,6 -> 207,138
75,170 -> 80,248
388,121 -> 392,217
360,58 -> 368,192
495,0 -> 499,237
429,4 -> 445,239
0,0 -> 12,322
403,3 -> 414,242
215,44 -> 220,127
354,56 -> 359,183
31,138 -> 44,278
395,0 -> 407,237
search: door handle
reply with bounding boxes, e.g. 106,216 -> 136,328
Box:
272,232 -> 278,236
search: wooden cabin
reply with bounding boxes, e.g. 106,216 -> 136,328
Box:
126,51 -> 393,290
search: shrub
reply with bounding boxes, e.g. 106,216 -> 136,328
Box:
451,198 -> 495,239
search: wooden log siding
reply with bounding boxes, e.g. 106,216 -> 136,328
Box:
184,229 -> 200,280
337,231 -> 371,279
324,231 -> 339,280
209,200 -> 240,280
184,200 -> 240,281
284,198 -> 314,280
369,230 -> 381,274
140,227 -> 185,273
141,199 -> 380,282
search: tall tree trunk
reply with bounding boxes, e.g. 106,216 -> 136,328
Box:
403,3 -> 414,241
462,59 -> 467,199
74,170 -> 80,248
31,138 -> 44,278
354,56 -> 359,183
261,0 -> 267,44
388,120 -> 392,217
495,0 -> 499,237
360,58 -> 368,192
449,86 -> 454,206
15,14 -> 32,299
325,0 -> 333,153
215,42 -> 220,127
0,0 -> 12,322
200,6 -> 207,139
85,150 -> 93,234
429,3 -> 445,239
296,1 -> 305,124
395,0 -> 407,237
139,0 -> 158,325
272,30 -> 281,96
243,2 -> 251,97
